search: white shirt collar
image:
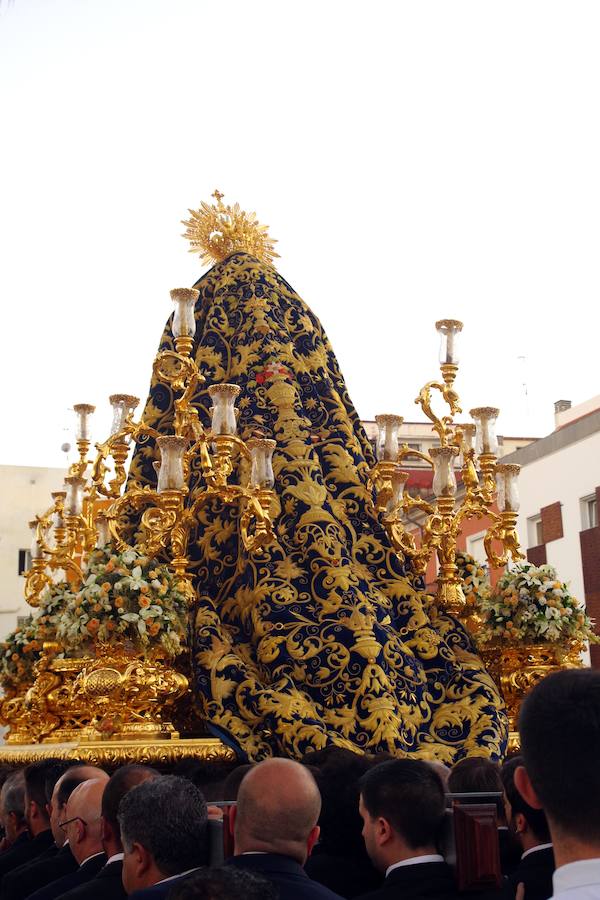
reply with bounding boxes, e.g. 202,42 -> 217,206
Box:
522,843 -> 553,861
553,859 -> 600,897
79,852 -> 104,869
386,855 -> 444,878
155,867 -> 201,886
106,852 -> 124,865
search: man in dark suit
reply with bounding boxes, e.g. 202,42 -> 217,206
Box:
1,765 -> 108,900
501,757 -> 554,900
59,764 -> 159,900
28,778 -> 107,900
0,760 -> 64,879
118,775 -> 208,900
356,759 -> 457,900
226,757 -> 344,899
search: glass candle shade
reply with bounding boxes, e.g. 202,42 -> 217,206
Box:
64,476 -> 85,517
457,423 -> 477,467
95,513 -> 110,549
430,446 -> 459,497
109,394 -> 140,442
387,471 -> 409,514
156,436 -> 187,492
51,491 -> 66,529
436,319 -> 463,365
375,414 -> 403,462
495,463 -> 521,512
29,521 -> 43,560
470,407 -> 500,456
170,288 -> 199,340
52,508 -> 64,530
208,384 -> 241,436
73,403 -> 95,441
248,438 -> 276,489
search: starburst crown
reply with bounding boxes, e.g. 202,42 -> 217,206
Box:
182,190 -> 279,267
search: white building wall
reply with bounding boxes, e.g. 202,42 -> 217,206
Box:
0,465 -> 66,638
515,430 -> 600,603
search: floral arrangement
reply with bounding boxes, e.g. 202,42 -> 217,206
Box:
0,615 -> 43,688
455,551 -> 491,607
55,547 -> 189,658
0,585 -> 65,688
479,561 -> 598,644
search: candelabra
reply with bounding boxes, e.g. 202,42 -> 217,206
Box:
370,319 -> 524,616
13,286 -> 278,749
24,287 -> 278,611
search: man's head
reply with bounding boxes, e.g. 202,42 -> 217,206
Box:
24,759 -> 67,837
501,756 -> 550,851
233,758 -> 322,865
359,759 -> 445,872
517,669 -> 600,853
100,765 -> 159,858
50,766 -> 108,848
118,775 -> 208,894
447,756 -> 505,821
61,778 -> 106,865
0,772 -> 27,844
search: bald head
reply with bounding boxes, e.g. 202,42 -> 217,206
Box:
64,778 -> 106,864
50,766 -> 108,847
234,759 -> 322,863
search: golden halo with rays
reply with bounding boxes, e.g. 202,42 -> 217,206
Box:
182,189 -> 279,267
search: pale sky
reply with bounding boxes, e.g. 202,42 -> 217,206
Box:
1,0 -> 599,471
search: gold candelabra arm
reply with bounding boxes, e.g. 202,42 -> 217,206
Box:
415,372 -> 462,448
24,559 -> 52,608
240,489 -> 277,553
483,510 -> 526,569
397,445 -> 434,468
478,452 -> 498,503
140,490 -> 187,560
368,460 -> 404,514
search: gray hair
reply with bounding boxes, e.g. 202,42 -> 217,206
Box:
2,772 -> 26,824
118,775 -> 208,876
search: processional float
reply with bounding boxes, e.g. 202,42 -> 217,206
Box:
0,191 -> 578,764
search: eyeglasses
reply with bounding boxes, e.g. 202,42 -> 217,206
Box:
58,816 -> 87,831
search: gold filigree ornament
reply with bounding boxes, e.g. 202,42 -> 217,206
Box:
182,189 -> 279,267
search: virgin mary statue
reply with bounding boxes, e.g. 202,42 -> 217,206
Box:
128,192 -> 506,762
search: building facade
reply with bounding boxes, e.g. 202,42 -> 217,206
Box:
0,465 -> 66,636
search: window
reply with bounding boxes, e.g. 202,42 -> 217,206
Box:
18,549 -> 31,576
407,442 -> 422,452
467,532 -> 487,566
580,495 -> 598,530
527,515 -> 544,548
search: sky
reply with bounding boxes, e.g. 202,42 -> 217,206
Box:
1,0 -> 600,471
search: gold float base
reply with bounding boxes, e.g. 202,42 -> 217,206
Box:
0,737 -> 236,767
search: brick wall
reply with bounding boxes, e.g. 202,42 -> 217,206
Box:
526,544 -> 547,566
541,502 -> 563,543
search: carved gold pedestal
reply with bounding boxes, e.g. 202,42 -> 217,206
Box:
480,640 -> 583,753
74,647 -> 188,741
0,685 -> 35,745
6,643 -> 189,745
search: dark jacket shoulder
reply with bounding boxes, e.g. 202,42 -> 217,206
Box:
27,852 -> 106,900
227,853 -> 345,899
0,829 -> 54,879
57,859 -> 126,900
1,843 -> 75,900
357,860 -> 458,900
505,847 -> 555,900
128,870 -> 199,900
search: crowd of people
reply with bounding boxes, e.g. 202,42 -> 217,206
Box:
0,668 -> 597,900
